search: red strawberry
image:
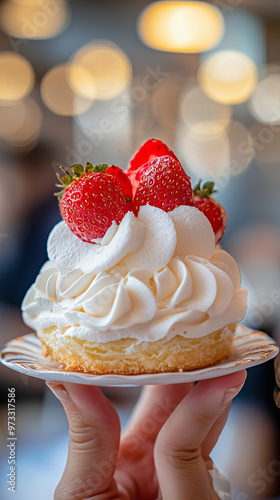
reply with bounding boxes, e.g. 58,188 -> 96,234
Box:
126,138 -> 179,195
106,165 -> 133,210
56,164 -> 129,243
133,155 -> 193,215
192,180 -> 227,244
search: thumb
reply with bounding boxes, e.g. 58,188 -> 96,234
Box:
46,382 -> 121,500
154,370 -> 247,500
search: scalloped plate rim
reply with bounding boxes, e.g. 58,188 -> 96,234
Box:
0,326 -> 279,386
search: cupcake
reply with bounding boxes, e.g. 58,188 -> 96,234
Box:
22,139 -> 247,374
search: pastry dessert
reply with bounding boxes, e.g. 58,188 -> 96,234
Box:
22,139 -> 247,374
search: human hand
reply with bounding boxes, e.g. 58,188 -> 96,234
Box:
46,370 -> 246,500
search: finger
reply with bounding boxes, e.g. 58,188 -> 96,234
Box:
201,405 -> 231,463
122,383 -> 193,444
46,382 -> 121,500
154,370 -> 247,500
202,370 -> 247,461
117,384 -> 193,500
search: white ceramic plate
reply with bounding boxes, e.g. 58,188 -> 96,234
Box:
0,325 -> 278,386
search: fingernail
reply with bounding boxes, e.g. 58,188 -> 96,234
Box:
222,382 -> 245,406
46,382 -> 71,403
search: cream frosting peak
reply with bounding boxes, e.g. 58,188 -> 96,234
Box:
121,205 -> 177,272
22,205 -> 247,342
47,210 -> 146,274
169,205 -> 215,259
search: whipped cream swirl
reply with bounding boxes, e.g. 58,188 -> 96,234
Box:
22,205 -> 247,342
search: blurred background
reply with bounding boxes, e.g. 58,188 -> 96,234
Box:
0,0 -> 280,498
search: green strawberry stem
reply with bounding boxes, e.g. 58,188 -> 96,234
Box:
193,179 -> 218,199
55,163 -> 110,199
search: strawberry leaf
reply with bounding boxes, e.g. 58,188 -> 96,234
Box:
193,180 -> 218,198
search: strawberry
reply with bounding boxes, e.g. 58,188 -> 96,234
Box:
126,138 -> 179,195
192,180 -> 227,244
56,163 -> 129,243
133,155 -> 193,215
106,165 -> 133,210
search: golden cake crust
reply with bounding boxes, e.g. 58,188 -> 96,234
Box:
39,324 -> 235,374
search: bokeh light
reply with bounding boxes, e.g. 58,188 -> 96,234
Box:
179,120 -> 254,181
69,41 -> 132,100
129,71 -> 156,141
151,73 -> 186,128
138,1 -> 224,53
74,95 -> 132,166
0,101 -> 26,139
0,52 -> 34,101
0,0 -> 70,39
0,96 -> 42,150
40,63 -> 93,116
228,224 -> 280,328
227,121 -> 254,176
250,65 -> 280,125
180,85 -> 232,136
198,50 -> 258,104
250,122 -> 280,182
180,128 -> 230,178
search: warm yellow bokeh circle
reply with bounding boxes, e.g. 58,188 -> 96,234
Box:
69,41 -> 132,100
138,1 -> 224,53
198,50 -> 258,104
0,52 -> 35,101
